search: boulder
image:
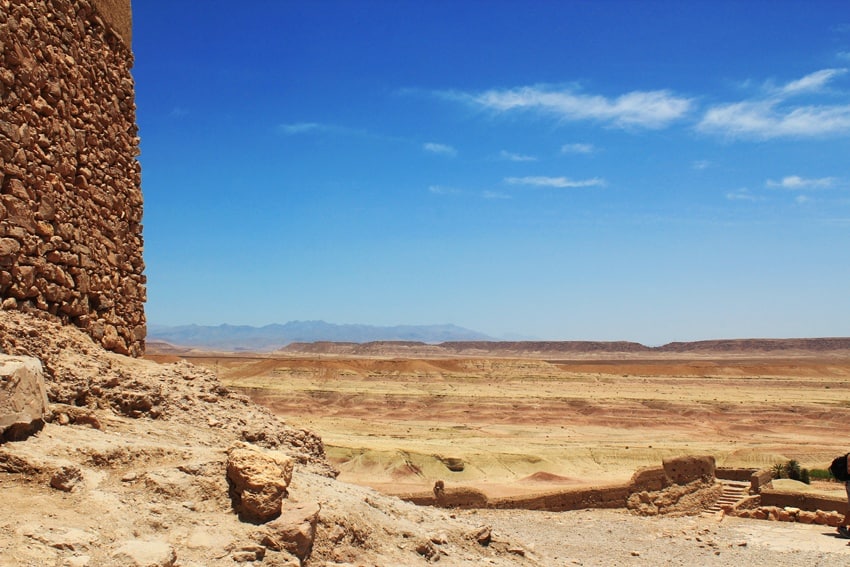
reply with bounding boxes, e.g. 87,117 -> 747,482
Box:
0,356 -> 48,440
227,443 -> 295,523
257,501 -> 320,561
50,465 -> 83,492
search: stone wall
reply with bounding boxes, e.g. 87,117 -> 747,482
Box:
401,455 -> 718,512
0,0 -> 145,356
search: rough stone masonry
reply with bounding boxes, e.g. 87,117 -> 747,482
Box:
0,0 -> 145,356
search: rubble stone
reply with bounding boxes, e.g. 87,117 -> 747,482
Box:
258,502 -> 321,561
227,443 -> 295,523
0,355 -> 47,439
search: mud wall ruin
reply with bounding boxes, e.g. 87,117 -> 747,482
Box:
0,0 -> 145,356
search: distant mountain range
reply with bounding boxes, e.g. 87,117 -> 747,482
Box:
147,321 -> 493,351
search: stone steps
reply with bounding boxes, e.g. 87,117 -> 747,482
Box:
702,481 -> 750,516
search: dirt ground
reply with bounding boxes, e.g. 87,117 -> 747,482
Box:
165,352 -> 850,499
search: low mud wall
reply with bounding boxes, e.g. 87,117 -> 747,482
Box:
759,489 -> 847,514
401,455 -> 716,513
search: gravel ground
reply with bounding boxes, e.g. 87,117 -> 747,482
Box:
460,508 -> 850,566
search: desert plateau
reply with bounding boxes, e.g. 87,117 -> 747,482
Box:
4,313 -> 850,566
151,340 -> 850,501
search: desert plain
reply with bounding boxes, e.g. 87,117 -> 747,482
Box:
148,340 -> 850,501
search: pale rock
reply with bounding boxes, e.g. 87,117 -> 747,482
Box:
227,442 -> 294,523
186,528 -> 232,552
50,465 -> 83,492
472,526 -> 492,546
111,539 -> 176,567
256,501 -> 320,561
0,355 -> 48,439
230,544 -> 266,562
23,526 -> 98,551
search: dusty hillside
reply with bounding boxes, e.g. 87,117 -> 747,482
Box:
5,311 -> 850,566
0,311 -> 538,566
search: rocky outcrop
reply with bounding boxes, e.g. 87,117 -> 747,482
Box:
227,443 -> 295,523
0,355 -> 47,440
0,0 -> 145,356
256,501 -> 321,562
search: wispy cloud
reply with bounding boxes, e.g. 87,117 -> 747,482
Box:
839,52 -> 850,61
455,85 -> 692,129
499,150 -> 538,162
561,143 -> 596,155
423,142 -> 457,157
776,68 -> 847,96
795,194 -> 811,204
698,68 -> 850,139
766,175 -> 837,189
428,185 -> 459,195
279,122 -> 326,134
700,100 -> 850,139
692,160 -> 711,170
726,188 -> 759,201
505,176 -> 606,188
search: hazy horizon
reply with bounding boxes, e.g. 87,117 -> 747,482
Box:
133,1 -> 850,345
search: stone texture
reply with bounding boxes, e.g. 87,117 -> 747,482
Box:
111,539 -> 176,567
227,443 -> 295,523
0,0 -> 145,356
257,502 -> 321,561
50,464 -> 84,492
0,355 -> 47,438
22,525 -> 98,551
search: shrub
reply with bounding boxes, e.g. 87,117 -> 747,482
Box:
809,468 -> 832,480
772,459 -> 811,484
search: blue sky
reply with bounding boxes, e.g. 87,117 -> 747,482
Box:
132,1 -> 850,343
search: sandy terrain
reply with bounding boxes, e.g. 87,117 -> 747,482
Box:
164,352 -> 850,499
4,313 -> 850,565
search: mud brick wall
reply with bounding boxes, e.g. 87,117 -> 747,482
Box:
0,0 -> 145,356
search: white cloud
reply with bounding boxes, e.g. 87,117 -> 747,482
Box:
692,160 -> 711,170
561,143 -> 596,154
428,185 -> 459,195
699,99 -> 850,138
765,175 -> 837,189
423,142 -> 457,157
505,176 -> 606,188
466,85 -> 692,129
726,188 -> 758,201
482,190 -> 511,199
499,150 -> 538,162
698,69 -> 850,139
777,68 -> 847,96
279,122 -> 324,134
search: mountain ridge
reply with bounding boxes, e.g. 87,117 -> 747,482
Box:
147,321 -> 850,356
147,320 -> 494,351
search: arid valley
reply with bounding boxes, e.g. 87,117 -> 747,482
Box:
148,339 -> 850,501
